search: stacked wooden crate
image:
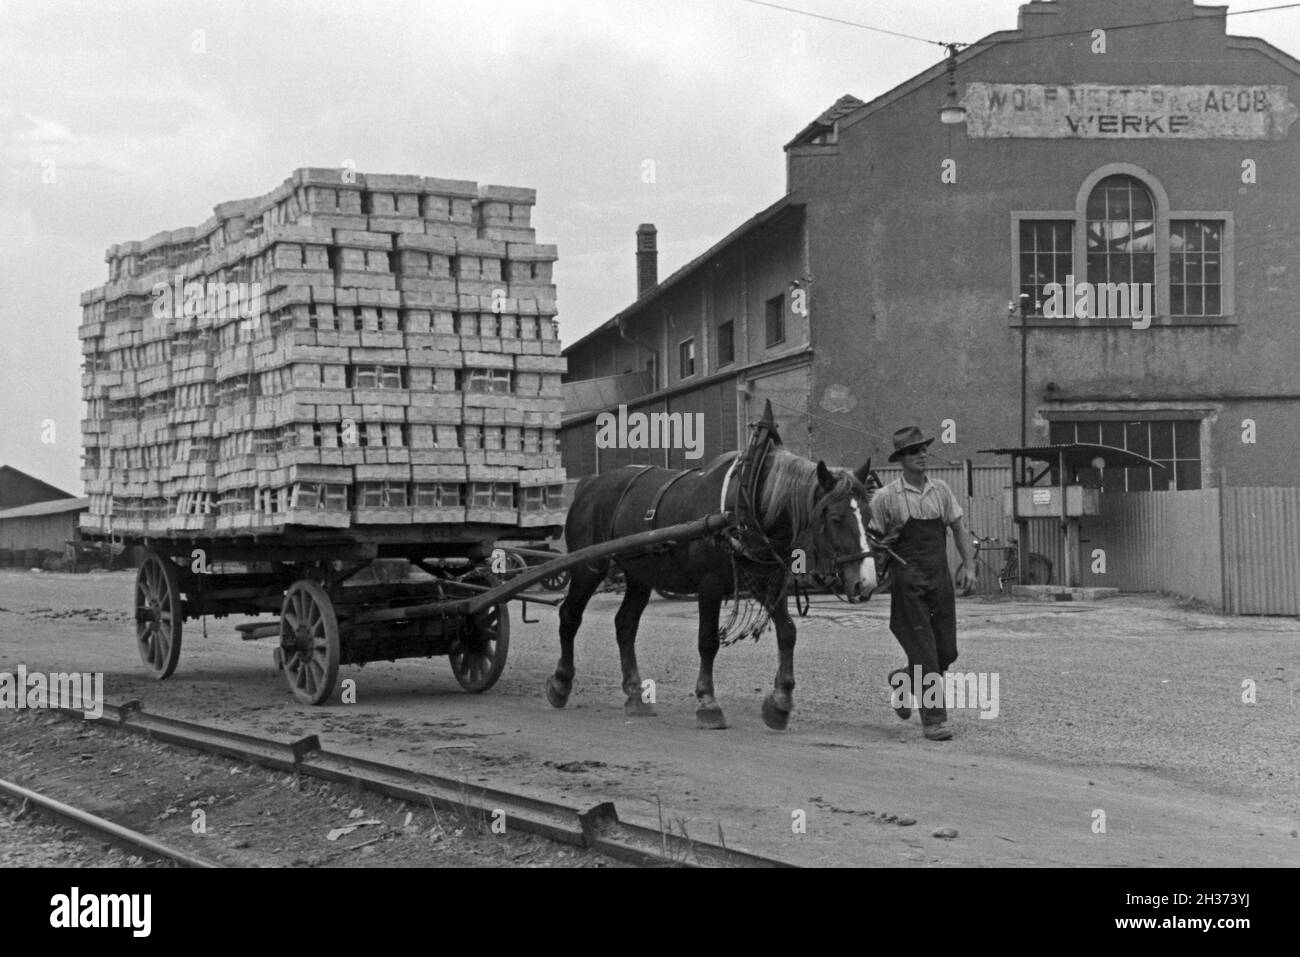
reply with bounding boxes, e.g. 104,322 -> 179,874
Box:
79,169 -> 566,537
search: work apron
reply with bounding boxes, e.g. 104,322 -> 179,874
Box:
889,516 -> 958,725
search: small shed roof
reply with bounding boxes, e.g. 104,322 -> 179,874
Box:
978,443 -> 1167,472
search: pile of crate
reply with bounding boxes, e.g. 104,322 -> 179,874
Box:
79,169 -> 566,537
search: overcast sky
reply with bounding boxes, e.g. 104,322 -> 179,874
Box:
4,0 -> 1300,493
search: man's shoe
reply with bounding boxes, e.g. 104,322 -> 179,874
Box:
923,722 -> 953,741
888,668 -> 912,720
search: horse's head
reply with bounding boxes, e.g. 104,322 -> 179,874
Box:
807,458 -> 878,603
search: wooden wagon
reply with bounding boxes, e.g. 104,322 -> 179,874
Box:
84,513 -> 730,705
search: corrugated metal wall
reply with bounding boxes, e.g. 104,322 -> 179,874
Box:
1078,490 -> 1224,606
1221,487 -> 1300,615
1074,486 -> 1300,615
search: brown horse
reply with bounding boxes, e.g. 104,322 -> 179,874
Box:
546,412 -> 876,730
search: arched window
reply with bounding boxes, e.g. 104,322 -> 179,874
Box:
1086,175 -> 1156,303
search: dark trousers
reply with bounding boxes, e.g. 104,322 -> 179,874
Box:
890,563 -> 958,725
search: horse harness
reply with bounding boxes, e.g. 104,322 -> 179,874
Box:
720,417 -> 874,578
602,465 -> 704,574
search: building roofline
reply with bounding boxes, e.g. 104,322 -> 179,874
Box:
560,348 -> 813,428
830,9 -> 1300,138
0,496 -> 90,520
834,32 -> 1014,139
562,197 -> 804,356
0,465 -> 76,502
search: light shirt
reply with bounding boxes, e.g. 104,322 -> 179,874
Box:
871,475 -> 963,538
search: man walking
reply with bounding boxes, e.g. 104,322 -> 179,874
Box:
872,426 -> 977,740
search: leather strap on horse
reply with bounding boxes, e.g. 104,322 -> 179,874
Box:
606,465 -> 655,544
643,469 -> 697,527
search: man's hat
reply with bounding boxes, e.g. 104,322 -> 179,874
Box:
888,426 -> 935,462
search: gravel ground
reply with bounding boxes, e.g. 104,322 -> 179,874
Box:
1,569 -> 1297,865
787,593 -> 1300,818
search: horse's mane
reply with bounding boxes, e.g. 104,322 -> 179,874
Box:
759,449 -> 865,535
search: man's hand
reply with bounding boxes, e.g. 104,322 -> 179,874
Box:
955,562 -> 978,596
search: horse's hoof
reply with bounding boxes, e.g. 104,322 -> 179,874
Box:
695,706 -> 728,730
545,677 -> 570,709
624,698 -> 657,716
761,693 -> 790,731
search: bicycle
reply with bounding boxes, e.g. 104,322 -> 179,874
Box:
969,533 -> 1053,593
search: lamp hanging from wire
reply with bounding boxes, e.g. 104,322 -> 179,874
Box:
939,43 -> 967,125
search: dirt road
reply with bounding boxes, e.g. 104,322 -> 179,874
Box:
2,569 -> 1297,866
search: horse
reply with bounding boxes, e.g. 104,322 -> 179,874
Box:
546,406 -> 877,730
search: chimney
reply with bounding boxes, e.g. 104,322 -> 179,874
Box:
636,223 -> 658,298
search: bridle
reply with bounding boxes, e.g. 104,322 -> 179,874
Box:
795,477 -> 877,597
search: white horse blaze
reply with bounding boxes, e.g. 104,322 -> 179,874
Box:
849,498 -> 877,591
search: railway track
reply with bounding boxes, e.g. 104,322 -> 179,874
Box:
49,698 -> 794,868
0,776 -> 221,868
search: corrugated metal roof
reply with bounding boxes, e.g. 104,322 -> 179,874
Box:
0,496 -> 90,520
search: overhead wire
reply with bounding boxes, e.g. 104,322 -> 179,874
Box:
737,0 -> 1300,54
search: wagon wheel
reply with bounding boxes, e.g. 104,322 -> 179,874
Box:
135,551 -> 183,679
539,568 -> 570,592
279,581 -> 340,705
449,599 -> 510,693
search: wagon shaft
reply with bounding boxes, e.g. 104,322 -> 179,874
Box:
348,512 -> 734,626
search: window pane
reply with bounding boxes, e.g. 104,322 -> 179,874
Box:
1150,463 -> 1172,491
1049,421 -> 1072,444
1101,421 -> 1125,448
1086,189 -> 1107,219
1087,176 -> 1156,295
1204,286 -> 1221,315
1127,467 -> 1151,492
1150,423 -> 1173,459
1172,420 -> 1198,457
1169,286 -> 1185,316
1055,253 -> 1072,281
1075,421 -> 1101,444
1125,422 -> 1149,456
1175,461 -> 1202,490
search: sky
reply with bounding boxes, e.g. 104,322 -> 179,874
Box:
4,0 -> 1300,494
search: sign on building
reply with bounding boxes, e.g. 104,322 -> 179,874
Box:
962,83 -> 1298,139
